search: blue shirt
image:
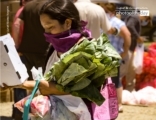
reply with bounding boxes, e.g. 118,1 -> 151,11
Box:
108,17 -> 125,54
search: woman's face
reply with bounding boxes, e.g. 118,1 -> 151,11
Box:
40,14 -> 71,34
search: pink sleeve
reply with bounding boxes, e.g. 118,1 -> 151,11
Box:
13,6 -> 24,21
12,6 -> 24,44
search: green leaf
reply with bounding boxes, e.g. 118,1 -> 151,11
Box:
61,52 -> 82,65
55,84 -> 65,92
58,63 -> 88,86
70,78 -> 91,91
90,62 -> 106,80
74,39 -> 92,53
105,67 -> 118,78
71,84 -> 105,106
62,52 -> 92,65
74,55 -> 91,69
92,75 -> 106,87
53,61 -> 68,81
84,43 -> 96,54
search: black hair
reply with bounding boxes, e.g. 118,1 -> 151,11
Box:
39,0 -> 81,30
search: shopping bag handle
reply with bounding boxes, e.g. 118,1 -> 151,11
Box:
107,77 -> 112,84
101,77 -> 112,90
23,80 -> 40,120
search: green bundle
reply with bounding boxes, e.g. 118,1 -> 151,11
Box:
44,34 -> 121,106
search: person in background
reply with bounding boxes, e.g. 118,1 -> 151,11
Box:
141,15 -> 153,41
12,0 -> 49,119
72,0 -> 119,39
12,7 -> 24,46
11,0 -> 32,120
12,0 -> 32,51
141,16 -> 153,27
124,14 -> 144,92
104,3 -> 131,112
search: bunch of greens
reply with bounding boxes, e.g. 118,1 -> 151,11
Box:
44,34 -> 121,106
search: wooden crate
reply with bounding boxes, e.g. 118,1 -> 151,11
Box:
0,89 -> 14,103
0,0 -> 20,36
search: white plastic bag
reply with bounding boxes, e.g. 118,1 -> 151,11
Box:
31,67 -> 44,81
133,44 -> 144,74
55,95 -> 91,120
31,67 -> 45,95
122,87 -> 156,107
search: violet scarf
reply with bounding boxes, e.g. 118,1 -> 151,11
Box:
44,21 -> 91,53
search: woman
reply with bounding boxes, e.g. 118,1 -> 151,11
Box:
2,0 -> 92,119
102,3 -> 131,112
12,0 -> 32,48
30,0 -> 90,95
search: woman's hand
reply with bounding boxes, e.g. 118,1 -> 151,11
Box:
0,83 -> 10,91
0,83 -> 14,92
120,51 -> 128,59
137,37 -> 144,44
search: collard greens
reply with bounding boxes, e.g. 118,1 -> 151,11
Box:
44,34 -> 121,106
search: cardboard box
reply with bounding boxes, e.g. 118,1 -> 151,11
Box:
0,34 -> 29,86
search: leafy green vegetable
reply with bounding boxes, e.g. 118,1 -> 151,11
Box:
44,33 -> 121,105
58,63 -> 88,86
71,84 -> 105,106
71,78 -> 91,91
91,75 -> 106,87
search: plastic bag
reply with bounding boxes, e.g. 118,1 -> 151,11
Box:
31,67 -> 44,81
122,90 -> 137,105
133,44 -> 144,74
55,95 -> 91,120
31,67 -> 44,94
30,95 -> 79,120
91,78 -> 118,120
14,95 -> 50,117
31,95 -> 50,117
122,87 -> 156,107
31,111 -> 51,120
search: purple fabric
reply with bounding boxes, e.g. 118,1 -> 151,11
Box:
44,21 -> 91,53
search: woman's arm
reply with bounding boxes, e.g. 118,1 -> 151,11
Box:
0,80 -> 68,95
120,25 -> 131,58
22,80 -> 68,95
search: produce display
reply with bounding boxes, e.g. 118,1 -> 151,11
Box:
44,34 -> 121,106
135,43 -> 156,90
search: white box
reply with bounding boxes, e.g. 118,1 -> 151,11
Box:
0,34 -> 29,86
